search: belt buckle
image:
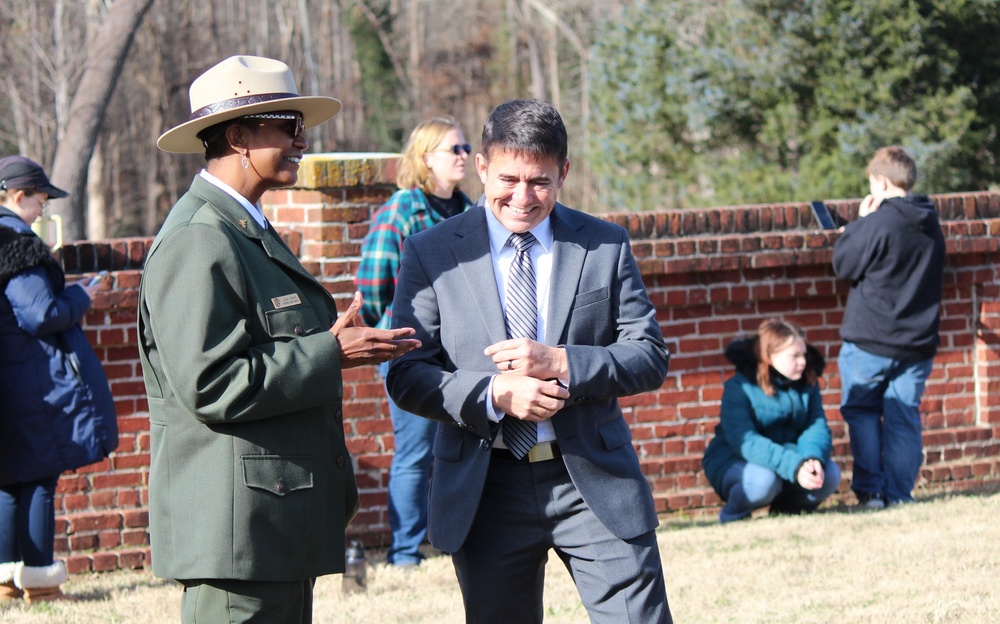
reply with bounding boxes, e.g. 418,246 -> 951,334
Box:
527,441 -> 557,463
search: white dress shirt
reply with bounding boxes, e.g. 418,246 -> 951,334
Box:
483,205 -> 557,446
199,170 -> 268,228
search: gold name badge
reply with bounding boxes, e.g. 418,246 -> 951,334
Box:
271,293 -> 302,309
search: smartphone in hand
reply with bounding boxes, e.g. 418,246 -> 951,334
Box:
810,201 -> 837,230
88,270 -> 108,286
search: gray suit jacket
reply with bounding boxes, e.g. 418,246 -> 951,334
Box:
386,202 -> 669,553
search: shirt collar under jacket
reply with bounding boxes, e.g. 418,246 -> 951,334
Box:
199,170 -> 268,228
483,204 -> 554,257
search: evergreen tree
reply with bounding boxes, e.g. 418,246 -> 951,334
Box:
589,0 -> 1000,210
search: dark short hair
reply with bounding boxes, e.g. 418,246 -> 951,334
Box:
197,121 -> 241,161
481,99 -> 567,166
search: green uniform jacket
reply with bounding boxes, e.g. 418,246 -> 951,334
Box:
138,175 -> 359,582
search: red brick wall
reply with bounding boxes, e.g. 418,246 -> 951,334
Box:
50,158 -> 1000,572
605,193 -> 1000,513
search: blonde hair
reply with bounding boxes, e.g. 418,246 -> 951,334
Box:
396,116 -> 461,194
754,318 -> 815,395
867,146 -> 917,192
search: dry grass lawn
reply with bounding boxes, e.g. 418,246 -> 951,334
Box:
3,490 -> 998,623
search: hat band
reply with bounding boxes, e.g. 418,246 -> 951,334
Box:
189,92 -> 300,121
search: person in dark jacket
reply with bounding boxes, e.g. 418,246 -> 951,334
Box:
0,156 -> 118,603
702,319 -> 841,523
833,146 -> 945,509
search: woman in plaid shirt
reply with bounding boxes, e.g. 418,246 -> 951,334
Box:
356,117 -> 474,567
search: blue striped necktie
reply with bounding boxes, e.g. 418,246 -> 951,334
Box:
503,232 -> 538,459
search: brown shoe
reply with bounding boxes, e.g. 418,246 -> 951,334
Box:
15,561 -> 73,604
0,580 -> 23,601
23,585 -> 76,604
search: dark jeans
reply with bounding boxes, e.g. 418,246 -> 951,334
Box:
0,475 -> 59,567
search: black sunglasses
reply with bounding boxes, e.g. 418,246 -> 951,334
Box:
241,112 -> 305,139
431,143 -> 472,156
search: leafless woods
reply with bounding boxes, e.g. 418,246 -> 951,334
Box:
1,0 -> 625,240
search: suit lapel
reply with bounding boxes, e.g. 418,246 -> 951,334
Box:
546,204 -> 587,346
453,208 -> 508,346
452,203 -> 588,346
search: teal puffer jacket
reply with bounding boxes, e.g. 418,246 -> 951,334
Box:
701,338 -> 832,494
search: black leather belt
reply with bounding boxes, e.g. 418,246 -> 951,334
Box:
491,441 -> 561,463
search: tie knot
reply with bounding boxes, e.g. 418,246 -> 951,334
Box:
508,231 -> 536,253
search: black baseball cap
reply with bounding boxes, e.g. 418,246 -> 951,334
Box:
0,156 -> 69,199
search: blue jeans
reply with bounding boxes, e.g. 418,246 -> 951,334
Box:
838,342 -> 933,504
719,460 -> 841,523
380,362 -> 436,566
0,476 -> 59,567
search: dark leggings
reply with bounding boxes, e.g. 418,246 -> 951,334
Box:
0,475 -> 59,566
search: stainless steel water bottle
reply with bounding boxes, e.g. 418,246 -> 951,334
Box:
342,540 -> 367,593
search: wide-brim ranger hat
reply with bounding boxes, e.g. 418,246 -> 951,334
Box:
157,55 -> 342,154
0,155 -> 69,198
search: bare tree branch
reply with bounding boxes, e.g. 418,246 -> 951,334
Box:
48,0 -> 155,242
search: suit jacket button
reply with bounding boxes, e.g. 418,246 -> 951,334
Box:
277,478 -> 286,494
294,325 -> 304,336
337,455 -> 346,468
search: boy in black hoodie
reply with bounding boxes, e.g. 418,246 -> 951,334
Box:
833,146 -> 945,509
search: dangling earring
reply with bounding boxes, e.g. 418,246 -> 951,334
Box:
241,152 -> 250,169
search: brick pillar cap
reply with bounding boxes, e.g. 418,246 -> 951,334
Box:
297,153 -> 401,188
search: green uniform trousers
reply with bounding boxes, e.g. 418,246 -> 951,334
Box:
181,578 -> 315,624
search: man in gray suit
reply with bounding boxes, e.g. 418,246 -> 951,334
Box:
387,99 -> 673,623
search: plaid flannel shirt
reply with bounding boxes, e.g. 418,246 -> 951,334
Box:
356,187 -> 473,329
